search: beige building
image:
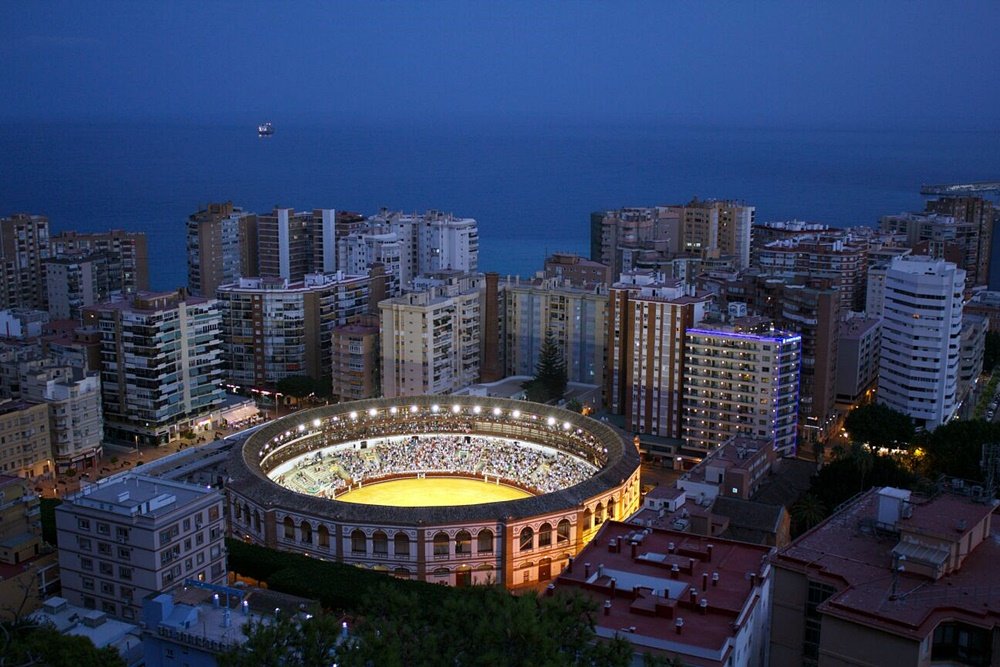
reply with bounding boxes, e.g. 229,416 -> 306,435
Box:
606,271 -> 712,438
44,252 -> 112,320
682,326 -> 801,455
186,201 -> 257,297
542,252 -> 611,288
681,199 -> 754,270
19,360 -> 103,472
0,214 -> 50,311
51,229 -> 149,295
218,272 -> 372,387
502,276 -> 609,388
0,475 -> 59,621
771,486 -> 1000,667
330,315 -> 380,401
0,400 -> 50,477
256,208 -> 336,282
379,273 -> 483,397
834,315 -> 881,408
56,474 -> 226,622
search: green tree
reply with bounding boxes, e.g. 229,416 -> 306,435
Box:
984,331 -> 1000,372
275,375 -> 331,399
1,620 -> 126,667
918,419 -> 1000,482
218,611 -> 342,667
523,332 -> 568,404
790,494 -> 827,534
843,403 -> 915,450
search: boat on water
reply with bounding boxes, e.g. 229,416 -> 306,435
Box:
257,122 -> 274,136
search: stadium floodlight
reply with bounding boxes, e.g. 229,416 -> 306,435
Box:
431,404 -> 440,413
298,424 -> 306,431
563,422 -> 571,430
312,419 -> 321,428
410,405 -> 418,413
492,407 -> 502,416
473,406 -> 482,414
512,409 -> 521,418
451,404 -> 461,413
390,406 -> 398,414
349,411 -> 358,420
547,416 -> 556,426
368,408 -> 378,417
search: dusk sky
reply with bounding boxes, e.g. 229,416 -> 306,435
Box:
3,1 -> 1000,128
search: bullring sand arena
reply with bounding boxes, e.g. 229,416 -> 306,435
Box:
227,396 -> 642,588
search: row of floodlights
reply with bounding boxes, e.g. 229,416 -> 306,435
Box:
280,404 -> 577,437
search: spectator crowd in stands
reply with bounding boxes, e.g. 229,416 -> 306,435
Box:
274,434 -> 598,498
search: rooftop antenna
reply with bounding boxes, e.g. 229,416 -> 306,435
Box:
889,553 -> 906,600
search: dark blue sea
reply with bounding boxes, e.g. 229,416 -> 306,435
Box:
2,120 -> 999,290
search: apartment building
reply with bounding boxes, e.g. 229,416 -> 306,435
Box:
51,229 -> 149,295
877,256 -> 964,430
591,207 -> 682,279
542,252 -> 611,288
0,475 -> 59,621
19,360 -> 103,472
56,474 -> 226,622
256,208 -> 336,282
959,312 -> 987,409
924,195 -> 997,287
502,276 -> 608,388
0,400 -> 50,477
330,315 -> 380,402
682,199 -> 754,270
84,290 -> 225,445
834,316 -> 881,408
186,202 -> 258,297
44,252 -> 112,320
771,485 -> 1000,667
681,326 -> 801,455
879,212 -> 979,289
756,235 -> 867,313
606,271 -> 713,438
0,214 -> 50,311
749,220 -> 829,267
379,273 -> 483,397
217,272 -> 372,387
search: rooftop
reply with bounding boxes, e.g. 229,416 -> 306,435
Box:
773,487 -> 1000,641
32,596 -> 142,661
62,473 -> 218,519
839,316 -> 882,339
554,520 -> 772,664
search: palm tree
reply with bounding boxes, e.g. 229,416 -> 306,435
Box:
848,441 -> 875,493
791,494 -> 827,531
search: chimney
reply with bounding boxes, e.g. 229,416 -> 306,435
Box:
630,541 -> 637,559
707,544 -> 714,562
688,587 -> 697,604
699,598 -> 708,615
598,563 -> 605,578
546,584 -> 555,597
712,572 -> 719,587
688,558 -> 695,573
749,573 -> 757,589
609,538 -> 617,553
604,600 -> 612,616
675,618 -> 684,635
567,556 -> 574,573
671,564 -> 680,579
584,562 -> 591,578
610,578 -> 617,596
702,572 -> 708,591
668,542 -> 676,553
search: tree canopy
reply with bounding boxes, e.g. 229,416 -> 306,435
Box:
0,620 -> 126,667
917,419 -> 1000,482
274,375 -> 331,399
523,332 -> 568,404
843,403 -> 915,449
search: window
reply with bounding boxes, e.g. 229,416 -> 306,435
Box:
82,577 -> 94,591
80,557 -> 93,571
100,562 -> 113,576
159,525 -> 179,545
183,518 -> 191,531
97,523 -> 110,536
372,531 -> 388,555
82,596 -> 95,610
476,529 -> 494,554
803,581 -> 836,665
351,530 -> 366,554
208,505 -> 220,521
433,532 -> 449,557
283,517 -> 295,539
100,582 -> 114,595
932,622 -> 992,666
454,531 -> 471,555
557,520 -> 571,544
119,566 -> 132,580
77,537 -> 91,551
394,533 -> 410,557
115,526 -> 130,541
537,524 -> 552,548
118,547 -> 131,560
101,601 -> 116,614
98,543 -> 111,556
77,518 -> 90,531
519,527 -> 534,552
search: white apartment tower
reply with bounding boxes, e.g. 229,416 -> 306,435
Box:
379,274 -> 483,397
56,474 -> 226,622
361,210 -> 479,286
877,255 -> 965,430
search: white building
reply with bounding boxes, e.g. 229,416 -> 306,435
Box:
877,255 -> 965,430
55,474 -> 226,622
20,360 -> 103,472
379,273 -> 483,397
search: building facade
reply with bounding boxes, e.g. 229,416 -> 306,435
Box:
607,271 -> 712,438
256,208 -> 336,282
44,252 -> 112,321
0,475 -> 59,621
330,315 -> 381,402
217,272 -> 372,388
681,327 -> 801,455
379,274 -> 484,397
0,214 -> 50,311
877,256 -> 964,430
186,202 -> 258,297
51,229 -> 149,295
84,290 -> 225,446
0,401 -> 50,477
502,276 -> 609,388
55,474 -> 226,622
834,316 -> 881,408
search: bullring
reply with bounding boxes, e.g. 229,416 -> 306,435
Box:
226,396 -> 641,588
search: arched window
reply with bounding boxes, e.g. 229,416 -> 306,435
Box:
433,567 -> 450,577
477,529 -> 494,553
372,531 -> 388,555
455,530 -> 472,555
583,509 -> 593,530
242,504 -> 251,525
595,502 -> 605,525
557,519 -> 571,544
433,532 -> 449,557
234,503 -> 242,520
351,529 -> 366,554
299,521 -> 312,544
282,516 -> 294,539
538,523 -> 552,548
317,524 -> 329,548
607,497 -> 616,521
394,532 -> 411,557
393,567 -> 411,579
252,510 -> 261,532
519,527 -> 534,552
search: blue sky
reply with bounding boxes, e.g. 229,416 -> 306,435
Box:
3,1 -> 999,128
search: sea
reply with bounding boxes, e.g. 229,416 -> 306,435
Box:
2,120 -> 1000,291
